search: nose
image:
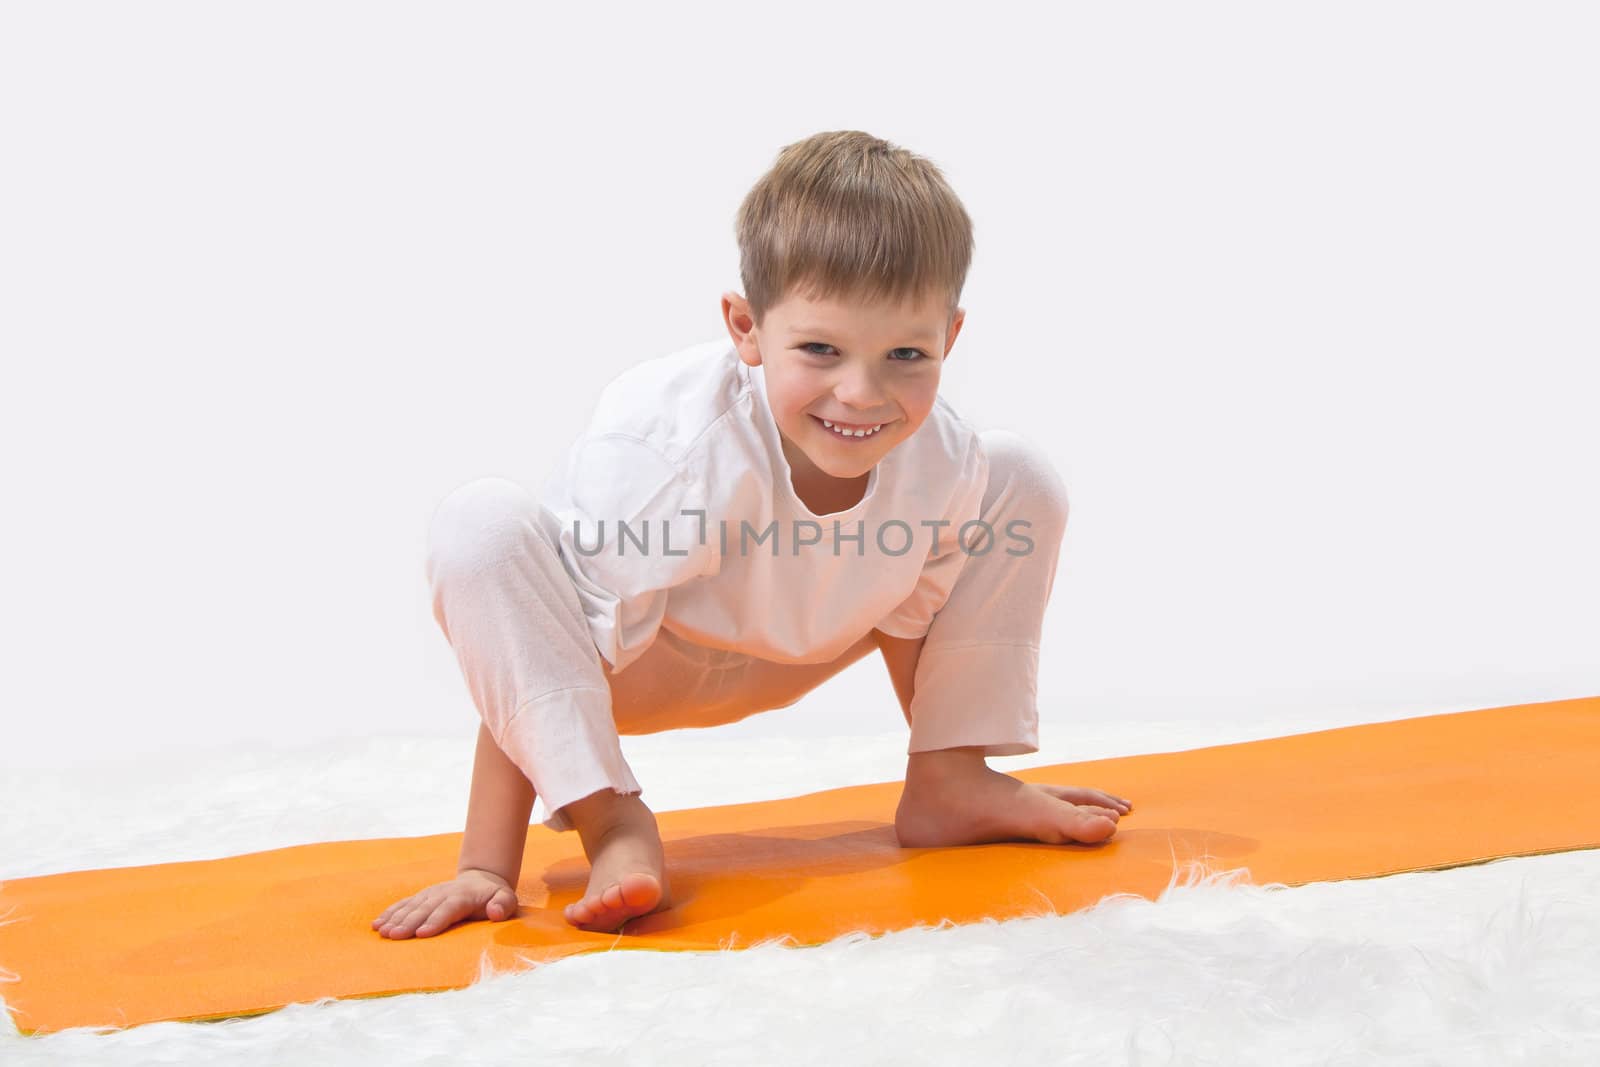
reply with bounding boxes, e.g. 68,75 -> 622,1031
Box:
832,361 -> 885,413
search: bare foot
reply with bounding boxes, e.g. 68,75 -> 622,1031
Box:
895,747 -> 1134,849
559,789 -> 673,933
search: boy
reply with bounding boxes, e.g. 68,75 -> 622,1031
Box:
373,130 -> 1133,939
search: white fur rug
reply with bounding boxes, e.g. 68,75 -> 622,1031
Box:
4,714 -> 1598,1065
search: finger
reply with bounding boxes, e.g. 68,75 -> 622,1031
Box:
414,899 -> 466,937
373,903 -> 410,932
387,897 -> 440,936
372,899 -> 409,927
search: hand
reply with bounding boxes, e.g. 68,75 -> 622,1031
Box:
371,868 -> 521,939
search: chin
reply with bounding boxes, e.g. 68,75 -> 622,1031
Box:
819,460 -> 869,478
821,449 -> 882,476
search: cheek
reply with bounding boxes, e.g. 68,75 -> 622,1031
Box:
779,402 -> 815,428
896,382 -> 941,422
774,387 -> 823,425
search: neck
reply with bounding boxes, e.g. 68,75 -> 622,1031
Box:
781,435 -> 871,514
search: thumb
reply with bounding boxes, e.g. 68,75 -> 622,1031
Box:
487,888 -> 518,920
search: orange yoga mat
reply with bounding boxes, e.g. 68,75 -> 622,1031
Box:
3,695 -> 1598,1037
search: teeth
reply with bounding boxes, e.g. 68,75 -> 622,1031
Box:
822,419 -> 884,437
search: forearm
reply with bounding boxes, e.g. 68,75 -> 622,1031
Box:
456,721 -> 537,887
872,628 -> 927,728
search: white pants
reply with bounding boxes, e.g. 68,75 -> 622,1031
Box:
426,430 -> 1070,832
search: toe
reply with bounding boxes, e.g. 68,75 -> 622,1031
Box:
1064,806 -> 1118,843
617,874 -> 661,909
567,888 -> 622,931
566,876 -> 664,932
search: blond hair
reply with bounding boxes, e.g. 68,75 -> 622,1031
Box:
734,130 -> 974,328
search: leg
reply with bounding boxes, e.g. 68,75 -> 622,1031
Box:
892,431 -> 1134,847
427,479 -> 875,929
427,477 -> 642,833
903,429 -> 1068,757
428,478 -> 671,932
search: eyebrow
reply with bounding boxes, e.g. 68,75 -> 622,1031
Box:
790,326 -> 941,345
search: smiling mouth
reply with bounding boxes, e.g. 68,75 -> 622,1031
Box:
811,414 -> 893,438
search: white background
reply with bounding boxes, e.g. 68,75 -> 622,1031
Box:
2,2 -> 1595,773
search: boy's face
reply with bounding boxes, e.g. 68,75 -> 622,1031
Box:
723,286 -> 965,487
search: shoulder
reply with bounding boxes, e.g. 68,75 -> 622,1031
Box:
550,339 -> 750,516
586,339 -> 747,463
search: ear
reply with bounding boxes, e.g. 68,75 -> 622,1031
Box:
942,307 -> 966,360
722,291 -> 762,367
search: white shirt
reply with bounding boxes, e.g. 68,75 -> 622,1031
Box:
537,338 -> 990,673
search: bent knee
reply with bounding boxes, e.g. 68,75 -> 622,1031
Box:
426,476 -> 546,578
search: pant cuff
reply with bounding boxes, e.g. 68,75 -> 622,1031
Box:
495,685 -> 642,833
907,641 -> 1041,756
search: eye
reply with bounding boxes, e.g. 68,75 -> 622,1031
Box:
799,342 -> 928,361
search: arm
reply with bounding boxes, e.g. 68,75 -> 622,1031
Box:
873,628 -> 927,728
456,721 -> 536,888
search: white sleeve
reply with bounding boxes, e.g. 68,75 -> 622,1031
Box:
873,437 -> 990,641
545,432 -> 719,673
